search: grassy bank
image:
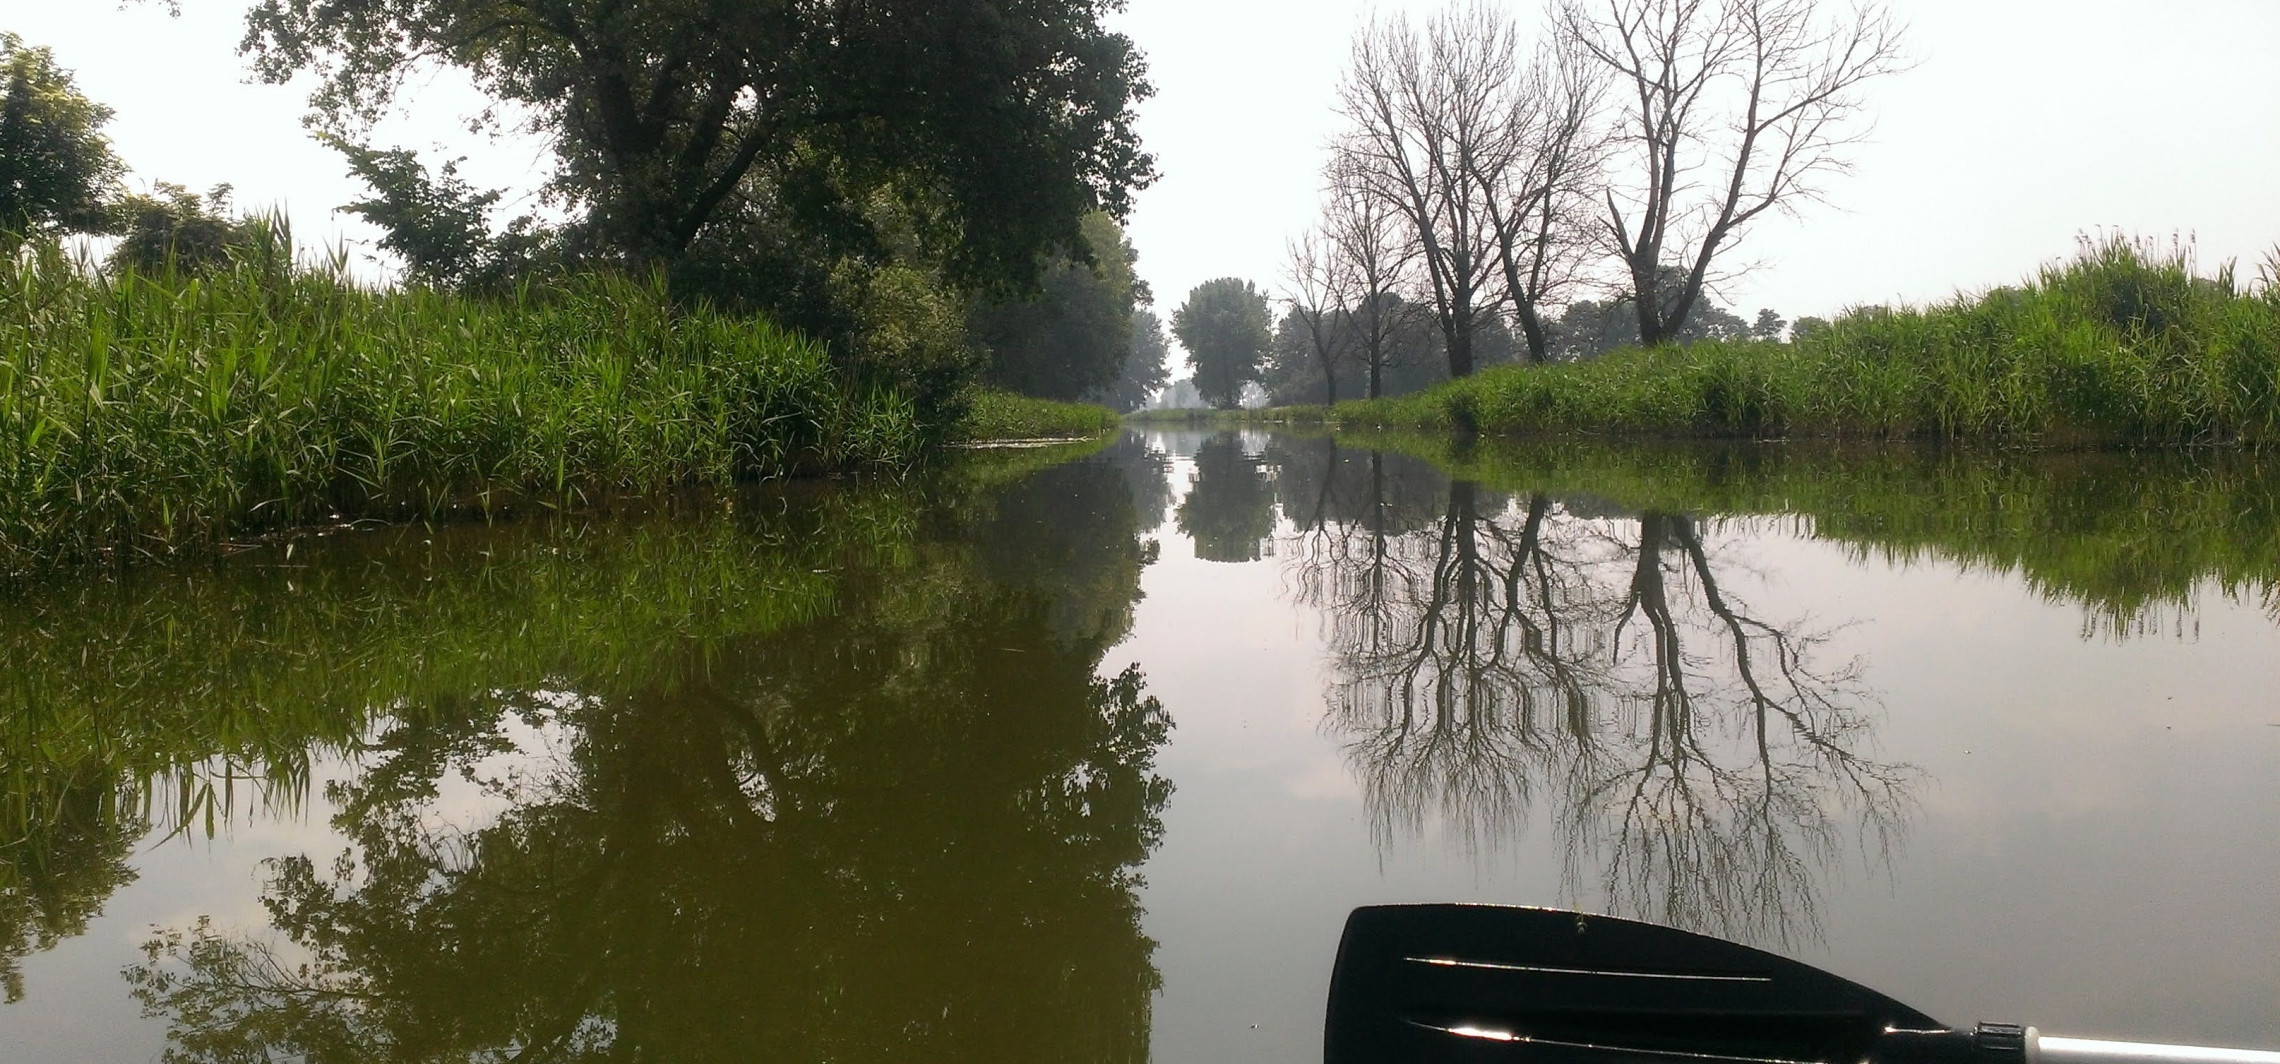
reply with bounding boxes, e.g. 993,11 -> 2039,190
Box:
0,241 -> 939,573
956,389 -> 1122,441
1319,240 -> 2280,443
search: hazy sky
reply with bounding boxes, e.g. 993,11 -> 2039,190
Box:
11,1 -> 2280,364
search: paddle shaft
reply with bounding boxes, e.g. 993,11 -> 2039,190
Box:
2038,1034 -> 2280,1064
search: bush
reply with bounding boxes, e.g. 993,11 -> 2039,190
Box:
830,261 -> 981,435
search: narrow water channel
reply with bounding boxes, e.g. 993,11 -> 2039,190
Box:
4,430 -> 2277,1061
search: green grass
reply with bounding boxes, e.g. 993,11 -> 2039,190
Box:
956,388 -> 1120,440
1321,239 -> 2280,444
0,236 -> 927,574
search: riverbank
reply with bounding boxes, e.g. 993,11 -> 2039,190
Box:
0,246 -> 1115,574
1268,241 -> 2280,444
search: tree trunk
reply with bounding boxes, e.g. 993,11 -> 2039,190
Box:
1631,260 -> 1670,347
1515,301 -> 1549,364
1447,310 -> 1475,378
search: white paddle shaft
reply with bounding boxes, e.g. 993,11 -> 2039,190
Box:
2035,1031 -> 2280,1064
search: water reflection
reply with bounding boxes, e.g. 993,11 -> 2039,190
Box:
1261,436 -> 1917,946
0,772 -> 140,1003
1177,434 -> 1277,563
1,455 -> 1171,1061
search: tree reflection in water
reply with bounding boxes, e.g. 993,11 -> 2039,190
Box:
1176,433 -> 1277,562
1273,437 -> 1918,947
0,454 -> 1174,1063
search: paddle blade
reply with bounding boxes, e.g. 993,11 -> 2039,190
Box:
1325,904 -> 1947,1064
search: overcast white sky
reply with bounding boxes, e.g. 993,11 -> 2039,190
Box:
11,1 -> 2280,365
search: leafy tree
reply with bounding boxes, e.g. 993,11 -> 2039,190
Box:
106,184 -> 257,276
972,213 -> 1144,400
1264,308 -> 1340,407
1096,307 -> 1171,413
1751,308 -> 1788,340
1172,278 -> 1272,410
0,34 -> 124,237
243,0 -> 1157,294
1789,315 -> 1831,343
327,137 -> 551,289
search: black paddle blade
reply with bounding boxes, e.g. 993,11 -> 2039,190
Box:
1326,904 -> 1948,1064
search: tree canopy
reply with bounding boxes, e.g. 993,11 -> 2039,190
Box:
1096,307 -> 1171,413
243,0 -> 1157,294
1172,278 -> 1272,410
0,34 -> 124,237
971,212 -> 1145,400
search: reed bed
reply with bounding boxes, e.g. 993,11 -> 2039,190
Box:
0,235 -> 925,572
1326,240 -> 2280,443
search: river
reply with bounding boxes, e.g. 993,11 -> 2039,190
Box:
3,429 -> 2276,1061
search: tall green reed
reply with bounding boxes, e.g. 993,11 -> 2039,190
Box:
0,227 -> 924,572
1325,237 -> 2280,443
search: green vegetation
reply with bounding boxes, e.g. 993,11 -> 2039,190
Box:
1173,277 -> 1274,409
0,19 -> 1168,577
958,389 -> 1122,441
1314,242 -> 2280,444
244,0 -> 1151,296
972,212 -> 1149,401
0,239 -> 933,574
0,33 -> 123,237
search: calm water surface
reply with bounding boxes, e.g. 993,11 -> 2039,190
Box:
3,431 -> 2277,1062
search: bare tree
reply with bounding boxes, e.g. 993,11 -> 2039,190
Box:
1557,0 -> 1907,346
1337,4 -> 1516,379
1323,156 -> 1423,399
1484,38 -> 1608,363
1282,229 -> 1353,405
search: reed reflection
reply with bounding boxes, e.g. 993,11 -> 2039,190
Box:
1,453 -> 1171,1062
1272,437 -> 1917,947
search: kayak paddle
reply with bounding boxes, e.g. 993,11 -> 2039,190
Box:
1327,904 -> 2280,1064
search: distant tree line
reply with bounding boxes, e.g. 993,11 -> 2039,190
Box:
1168,0 -> 1904,410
